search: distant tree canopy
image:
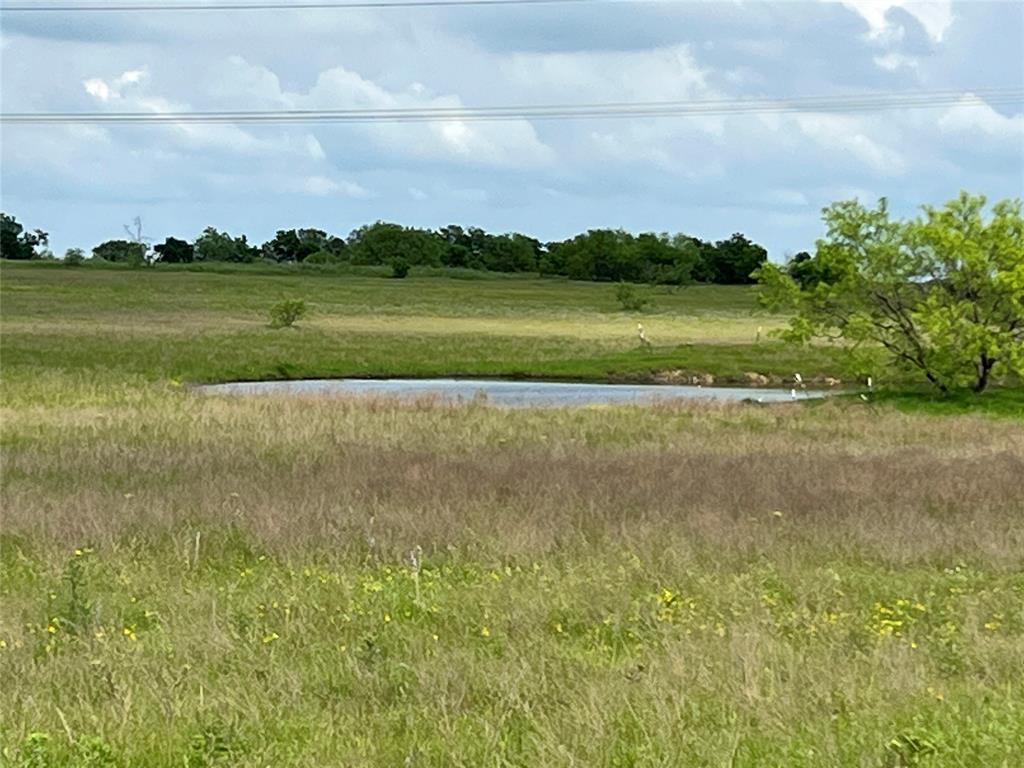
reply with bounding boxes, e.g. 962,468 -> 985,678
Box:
757,192 -> 1024,394
694,233 -> 768,284
262,228 -> 346,263
92,240 -> 148,264
543,230 -> 702,285
154,237 -> 194,264
2,212 -> 772,286
438,225 -> 540,272
1,213 -> 49,260
194,227 -> 258,263
348,222 -> 444,267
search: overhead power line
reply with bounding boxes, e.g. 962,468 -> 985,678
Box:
2,89 -> 1020,126
2,0 -> 599,11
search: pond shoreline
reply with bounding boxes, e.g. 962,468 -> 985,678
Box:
189,370 -> 845,391
196,377 -> 829,406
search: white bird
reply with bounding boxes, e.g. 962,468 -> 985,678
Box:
790,388 -> 797,399
637,322 -> 650,347
867,376 -> 873,390
793,372 -> 806,397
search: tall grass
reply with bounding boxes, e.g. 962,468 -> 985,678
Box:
2,375 -> 1023,766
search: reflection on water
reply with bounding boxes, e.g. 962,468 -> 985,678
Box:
198,378 -> 826,407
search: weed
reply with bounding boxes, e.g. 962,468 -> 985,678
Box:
268,299 -> 307,328
614,282 -> 652,312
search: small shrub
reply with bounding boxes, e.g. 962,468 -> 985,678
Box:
614,282 -> 652,312
390,258 -> 410,279
269,299 -> 307,328
302,250 -> 338,265
64,248 -> 85,267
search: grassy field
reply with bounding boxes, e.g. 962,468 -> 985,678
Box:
1,261 -> 847,386
2,261 -> 1023,766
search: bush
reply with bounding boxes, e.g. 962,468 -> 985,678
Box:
64,248 -> 85,267
302,250 -> 338,265
390,258 -> 410,279
92,240 -> 148,265
614,282 -> 652,312
269,299 -> 308,328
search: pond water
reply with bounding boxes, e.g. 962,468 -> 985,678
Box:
198,378 -> 826,407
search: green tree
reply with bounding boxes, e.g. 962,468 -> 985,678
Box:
438,224 -> 473,268
347,222 -> 443,267
154,237 -> 194,264
194,227 -> 258,263
757,192 -> 1024,393
634,233 -> 698,286
92,239 -> 147,264
549,229 -> 637,282
697,233 -> 767,284
1,213 -> 48,260
481,233 -> 538,272
263,229 -> 336,263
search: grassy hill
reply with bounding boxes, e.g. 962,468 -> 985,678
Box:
1,260 -> 846,386
1,260 -> 1022,766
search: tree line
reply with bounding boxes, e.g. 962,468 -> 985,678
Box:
0,213 -> 768,285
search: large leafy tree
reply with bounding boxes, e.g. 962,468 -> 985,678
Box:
758,192 -> 1024,393
153,237 -> 194,264
194,227 -> 258,263
696,233 -> 767,284
347,222 -> 444,267
1,213 -> 49,260
262,228 -> 340,263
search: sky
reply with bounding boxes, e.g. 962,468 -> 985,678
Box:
1,0 -> 1022,259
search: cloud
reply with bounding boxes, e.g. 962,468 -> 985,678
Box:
873,52 -> 920,71
296,64 -> 555,170
794,113 -> 906,175
301,176 -> 371,198
938,96 -> 1024,143
82,67 -> 149,102
835,0 -> 954,43
2,0 -> 1022,261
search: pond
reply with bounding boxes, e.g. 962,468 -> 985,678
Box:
198,378 -> 826,407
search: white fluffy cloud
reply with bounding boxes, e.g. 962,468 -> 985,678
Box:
295,64 -> 555,169
835,0 -> 955,42
938,95 -> 1024,143
82,68 -> 148,102
1,0 -> 1020,257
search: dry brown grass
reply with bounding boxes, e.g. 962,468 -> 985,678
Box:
5,388 -> 1022,565
3,380 -> 1024,766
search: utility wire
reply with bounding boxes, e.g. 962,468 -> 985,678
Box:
2,0 -> 602,11
2,89 -> 1020,125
